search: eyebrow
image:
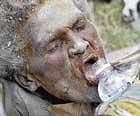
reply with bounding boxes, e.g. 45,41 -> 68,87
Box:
51,14 -> 87,39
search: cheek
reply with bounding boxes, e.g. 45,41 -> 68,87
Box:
47,52 -> 65,68
44,50 -> 70,71
42,50 -> 73,80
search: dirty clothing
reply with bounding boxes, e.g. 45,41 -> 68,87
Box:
0,78 -> 98,116
0,78 -> 51,116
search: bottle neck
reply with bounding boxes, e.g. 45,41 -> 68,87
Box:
95,63 -> 112,75
96,63 -> 113,80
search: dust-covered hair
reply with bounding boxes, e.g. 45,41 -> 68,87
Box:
0,0 -> 91,52
0,0 -> 41,79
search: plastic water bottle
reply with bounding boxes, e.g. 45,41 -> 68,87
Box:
92,60 -> 133,102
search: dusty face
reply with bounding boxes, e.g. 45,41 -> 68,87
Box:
24,0 -> 105,102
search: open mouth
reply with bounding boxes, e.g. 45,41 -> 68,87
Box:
83,54 -> 98,64
82,54 -> 99,86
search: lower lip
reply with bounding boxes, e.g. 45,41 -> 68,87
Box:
84,70 -> 99,86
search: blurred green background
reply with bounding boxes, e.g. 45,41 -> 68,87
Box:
93,0 -> 140,52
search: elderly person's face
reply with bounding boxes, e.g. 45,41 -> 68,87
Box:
24,0 -> 105,102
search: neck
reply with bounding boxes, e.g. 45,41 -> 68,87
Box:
35,87 -> 72,104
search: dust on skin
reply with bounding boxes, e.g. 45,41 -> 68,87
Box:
20,0 -> 105,103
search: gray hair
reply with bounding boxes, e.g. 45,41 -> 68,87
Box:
0,0 -> 40,79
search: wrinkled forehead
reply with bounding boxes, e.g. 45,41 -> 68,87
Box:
25,0 -> 83,42
37,0 -> 82,29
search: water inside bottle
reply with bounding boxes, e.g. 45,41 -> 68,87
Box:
92,60 -> 138,102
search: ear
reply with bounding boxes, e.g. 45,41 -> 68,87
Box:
15,72 -> 40,92
72,0 -> 91,18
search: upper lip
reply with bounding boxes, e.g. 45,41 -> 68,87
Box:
83,54 -> 98,64
82,54 -> 99,86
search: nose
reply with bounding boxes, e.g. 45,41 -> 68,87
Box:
69,40 -> 89,55
67,30 -> 89,56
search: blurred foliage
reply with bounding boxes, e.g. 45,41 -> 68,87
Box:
93,0 -> 140,52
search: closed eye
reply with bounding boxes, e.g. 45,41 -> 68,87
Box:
47,45 -> 58,53
46,40 -> 62,53
72,17 -> 86,32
